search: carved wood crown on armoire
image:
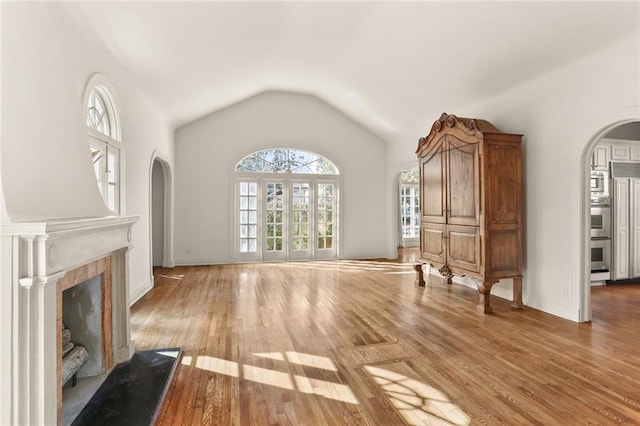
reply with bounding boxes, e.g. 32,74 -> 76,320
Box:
414,113 -> 524,314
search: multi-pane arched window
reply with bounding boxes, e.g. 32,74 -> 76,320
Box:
236,148 -> 339,174
235,148 -> 339,262
85,76 -> 122,213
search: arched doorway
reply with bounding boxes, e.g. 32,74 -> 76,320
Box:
149,155 -> 174,273
581,113 -> 640,322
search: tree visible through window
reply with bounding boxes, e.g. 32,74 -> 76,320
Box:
236,148 -> 339,174
236,149 -> 339,261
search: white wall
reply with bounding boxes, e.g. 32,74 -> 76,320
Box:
174,90 -> 390,264
1,3 -> 110,221
0,2 -> 174,304
388,33 -> 640,321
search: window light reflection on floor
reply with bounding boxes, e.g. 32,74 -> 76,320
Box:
365,365 -> 470,425
243,364 -> 295,390
195,355 -> 239,378
253,351 -> 338,372
181,352 -> 359,405
157,273 -> 184,280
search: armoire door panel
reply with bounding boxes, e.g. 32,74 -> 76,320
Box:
447,136 -> 480,226
486,230 -> 519,275
420,138 -> 446,223
421,223 -> 446,264
447,225 -> 480,273
485,144 -> 520,226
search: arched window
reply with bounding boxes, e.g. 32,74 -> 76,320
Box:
235,148 -> 339,262
84,75 -> 122,213
399,168 -> 420,247
236,148 -> 339,174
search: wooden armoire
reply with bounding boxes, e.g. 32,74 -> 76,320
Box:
414,113 -> 523,313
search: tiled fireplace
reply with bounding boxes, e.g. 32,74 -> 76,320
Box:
1,215 -> 138,425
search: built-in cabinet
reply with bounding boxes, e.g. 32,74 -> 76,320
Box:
592,139 -> 640,168
593,138 -> 640,281
609,143 -> 640,162
414,113 -> 523,313
611,173 -> 640,280
591,145 -> 609,170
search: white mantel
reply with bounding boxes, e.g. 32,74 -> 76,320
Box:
0,215 -> 139,425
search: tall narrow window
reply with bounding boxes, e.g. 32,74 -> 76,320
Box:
265,182 -> 285,253
235,149 -> 339,261
317,183 -> 335,250
85,77 -> 122,213
239,181 -> 258,253
292,183 -> 310,252
399,168 -> 420,247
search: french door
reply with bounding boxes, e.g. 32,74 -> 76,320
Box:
236,178 -> 338,261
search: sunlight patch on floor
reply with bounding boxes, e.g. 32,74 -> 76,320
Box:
158,274 -> 184,280
294,375 -> 359,404
276,259 -> 415,272
195,355 -> 239,378
185,352 -> 359,405
365,365 -> 470,425
252,352 -> 286,362
243,364 -> 295,390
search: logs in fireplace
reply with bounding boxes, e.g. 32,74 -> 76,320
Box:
61,323 -> 88,387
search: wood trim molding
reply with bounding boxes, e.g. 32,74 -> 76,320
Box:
56,256 -> 113,426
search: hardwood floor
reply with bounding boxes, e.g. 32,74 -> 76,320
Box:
132,250 -> 640,425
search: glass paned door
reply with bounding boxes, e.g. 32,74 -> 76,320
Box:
400,184 -> 420,239
316,183 -> 337,259
238,181 -> 259,261
290,182 -> 312,260
264,182 -> 287,261
235,178 -> 338,261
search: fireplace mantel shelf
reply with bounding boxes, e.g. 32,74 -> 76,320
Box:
1,215 -> 139,236
2,215 -> 139,277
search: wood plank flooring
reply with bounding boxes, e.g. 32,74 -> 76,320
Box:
132,250 -> 640,425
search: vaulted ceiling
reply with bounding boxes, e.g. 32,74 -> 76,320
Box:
61,1 -> 639,144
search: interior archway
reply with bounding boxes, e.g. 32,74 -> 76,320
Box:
149,154 -> 174,277
581,116 -> 640,322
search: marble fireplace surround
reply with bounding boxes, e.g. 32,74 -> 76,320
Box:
1,215 -> 138,425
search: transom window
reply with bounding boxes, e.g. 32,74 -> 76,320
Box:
235,149 -> 339,262
236,148 -> 339,174
84,77 -> 122,213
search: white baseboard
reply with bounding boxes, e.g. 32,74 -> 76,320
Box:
129,277 -> 154,306
524,294 -> 578,322
174,257 -> 230,266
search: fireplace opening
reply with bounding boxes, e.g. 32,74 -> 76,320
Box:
62,275 -> 103,378
58,258 -> 115,425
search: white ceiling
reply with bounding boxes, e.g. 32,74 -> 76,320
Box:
61,1 -> 639,143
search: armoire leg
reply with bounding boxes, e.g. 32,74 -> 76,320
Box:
475,279 -> 498,314
414,263 -> 425,286
511,276 -> 523,309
